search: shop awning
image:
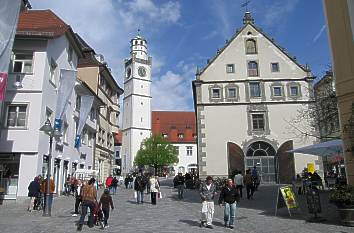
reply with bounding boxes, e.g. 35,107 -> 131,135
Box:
287,139 -> 343,156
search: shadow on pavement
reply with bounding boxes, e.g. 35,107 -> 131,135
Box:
179,219 -> 200,227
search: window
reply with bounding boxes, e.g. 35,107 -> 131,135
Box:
63,122 -> 69,143
246,39 -> 257,54
178,133 -> 184,139
186,146 -> 193,156
211,88 -> 221,98
88,132 -> 93,147
226,64 -> 235,73
68,46 -> 73,63
162,133 -> 168,138
6,104 -> 27,127
273,87 -> 282,96
75,95 -> 81,111
252,114 -> 265,130
227,88 -> 237,98
271,63 -> 279,72
45,107 -> 53,122
50,58 -> 57,84
174,146 -> 179,155
12,52 -> 33,73
81,129 -> 87,145
250,83 -> 261,97
248,61 -> 259,76
90,107 -> 96,121
290,86 -> 299,96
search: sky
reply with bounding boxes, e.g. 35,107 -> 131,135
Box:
31,0 -> 331,111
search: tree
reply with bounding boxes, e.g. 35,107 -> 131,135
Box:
134,134 -> 179,175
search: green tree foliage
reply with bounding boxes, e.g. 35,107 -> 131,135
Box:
134,134 -> 178,175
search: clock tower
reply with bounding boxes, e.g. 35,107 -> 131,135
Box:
121,33 -> 152,173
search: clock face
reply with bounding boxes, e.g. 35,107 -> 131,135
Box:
126,67 -> 131,79
138,66 -> 147,77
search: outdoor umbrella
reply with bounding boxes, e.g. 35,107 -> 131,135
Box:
287,139 -> 343,156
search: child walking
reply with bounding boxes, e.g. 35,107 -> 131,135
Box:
99,189 -> 114,228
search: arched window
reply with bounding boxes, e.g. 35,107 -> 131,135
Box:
246,39 -> 257,54
248,61 -> 259,76
246,141 -> 276,157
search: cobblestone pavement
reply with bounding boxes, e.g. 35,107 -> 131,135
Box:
0,179 -> 352,233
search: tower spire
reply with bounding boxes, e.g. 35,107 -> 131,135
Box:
241,0 -> 254,24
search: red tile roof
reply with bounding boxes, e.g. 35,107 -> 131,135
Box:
17,10 -> 69,37
151,111 -> 196,143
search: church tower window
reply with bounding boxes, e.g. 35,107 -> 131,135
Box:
246,39 -> 257,54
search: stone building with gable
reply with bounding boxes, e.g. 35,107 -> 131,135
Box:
193,12 -> 321,183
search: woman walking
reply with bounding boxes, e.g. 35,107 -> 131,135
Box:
149,176 -> 160,205
218,179 -> 240,229
99,189 -> 114,228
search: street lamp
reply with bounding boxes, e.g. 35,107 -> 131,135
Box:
39,118 -> 62,216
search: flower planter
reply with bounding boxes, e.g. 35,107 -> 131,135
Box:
337,206 -> 354,227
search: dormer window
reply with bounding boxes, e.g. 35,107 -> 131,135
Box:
162,133 -> 168,138
246,39 -> 257,54
178,133 -> 184,139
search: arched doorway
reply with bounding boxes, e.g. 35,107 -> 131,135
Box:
227,142 -> 245,176
245,141 -> 276,183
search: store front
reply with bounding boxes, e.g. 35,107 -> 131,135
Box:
0,153 -> 21,199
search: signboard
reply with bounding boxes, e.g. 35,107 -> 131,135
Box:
275,185 -> 298,216
307,163 -> 315,174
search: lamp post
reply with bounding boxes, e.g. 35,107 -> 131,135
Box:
39,118 -> 62,216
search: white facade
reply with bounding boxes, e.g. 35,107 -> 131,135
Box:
172,143 -> 198,175
121,35 -> 152,174
0,33 -> 97,199
193,13 -> 321,183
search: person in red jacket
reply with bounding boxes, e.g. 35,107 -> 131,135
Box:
105,175 -> 113,193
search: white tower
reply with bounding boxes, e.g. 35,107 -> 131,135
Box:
121,33 -> 152,173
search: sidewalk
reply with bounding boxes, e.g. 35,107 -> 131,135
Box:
0,179 -> 352,233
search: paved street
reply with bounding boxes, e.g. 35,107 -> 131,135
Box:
0,179 -> 352,233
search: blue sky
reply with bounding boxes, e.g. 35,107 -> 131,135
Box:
31,0 -> 330,111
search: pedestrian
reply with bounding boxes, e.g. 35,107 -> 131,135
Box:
105,175 -> 113,193
27,176 -> 41,212
99,188 -> 114,229
199,176 -> 217,229
175,172 -> 185,199
244,169 -> 254,200
72,179 -> 83,217
111,176 -> 118,195
218,179 -> 240,229
252,166 -> 260,191
149,175 -> 160,205
124,175 -> 129,189
41,176 -> 55,216
234,170 -> 244,198
146,173 -> 151,194
77,178 -> 97,231
134,170 -> 147,204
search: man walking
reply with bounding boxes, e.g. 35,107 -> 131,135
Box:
77,178 -> 97,231
234,171 -> 244,199
134,170 -> 147,204
199,176 -> 217,229
218,179 -> 240,229
244,169 -> 254,200
175,173 -> 185,199
72,179 -> 82,217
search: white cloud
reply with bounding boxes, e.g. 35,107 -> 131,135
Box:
151,60 -> 195,111
262,0 -> 300,28
31,0 -> 181,89
313,24 -> 326,43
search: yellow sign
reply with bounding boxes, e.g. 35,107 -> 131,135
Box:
280,186 -> 297,209
307,163 -> 315,174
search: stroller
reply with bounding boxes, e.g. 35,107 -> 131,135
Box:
93,201 -> 104,229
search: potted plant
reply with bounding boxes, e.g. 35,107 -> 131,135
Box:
329,185 -> 354,226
